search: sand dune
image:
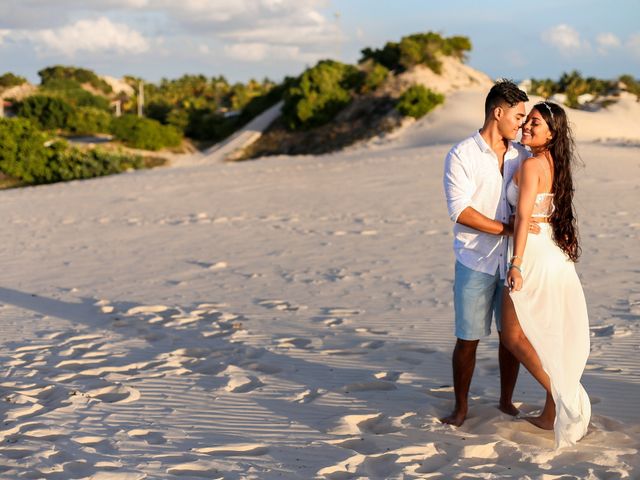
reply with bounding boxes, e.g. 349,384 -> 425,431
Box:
0,88 -> 638,478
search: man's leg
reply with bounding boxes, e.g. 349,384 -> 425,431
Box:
441,262 -> 489,426
441,338 -> 479,426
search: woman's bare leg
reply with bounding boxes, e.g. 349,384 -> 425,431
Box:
501,291 -> 555,429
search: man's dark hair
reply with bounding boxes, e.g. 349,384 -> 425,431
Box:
484,79 -> 529,119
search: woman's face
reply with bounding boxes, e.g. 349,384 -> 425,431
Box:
521,108 -> 553,149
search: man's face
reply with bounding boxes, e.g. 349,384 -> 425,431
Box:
496,102 -> 526,141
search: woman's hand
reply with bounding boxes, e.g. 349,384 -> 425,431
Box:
507,266 -> 523,292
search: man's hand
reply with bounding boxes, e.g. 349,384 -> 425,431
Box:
508,215 -> 541,236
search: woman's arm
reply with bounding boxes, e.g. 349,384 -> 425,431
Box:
508,158 -> 540,291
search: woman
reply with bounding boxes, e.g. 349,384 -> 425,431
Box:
502,101 -> 590,449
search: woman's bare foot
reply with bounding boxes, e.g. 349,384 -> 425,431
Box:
498,402 -> 520,416
440,407 -> 467,426
525,415 -> 554,430
525,392 -> 555,430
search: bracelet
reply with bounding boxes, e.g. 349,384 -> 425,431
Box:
508,263 -> 522,273
510,255 -> 522,262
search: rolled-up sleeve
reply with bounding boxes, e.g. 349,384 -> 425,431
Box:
443,149 -> 473,222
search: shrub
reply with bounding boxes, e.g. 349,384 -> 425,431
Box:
185,108 -> 238,141
38,65 -> 112,94
14,95 -> 76,130
530,71 -> 618,107
146,101 -> 174,124
41,79 -> 111,110
619,74 -> 640,98
0,118 -> 51,183
43,143 -> 144,182
360,61 -> 389,93
282,60 -> 362,130
0,118 -> 147,185
68,107 -> 112,135
360,32 -> 472,73
0,72 -> 27,88
397,85 -> 444,118
110,115 -> 182,150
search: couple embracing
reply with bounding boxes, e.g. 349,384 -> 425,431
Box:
442,80 -> 590,449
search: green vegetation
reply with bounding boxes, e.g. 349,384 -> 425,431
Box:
14,95 -> 113,135
0,72 -> 27,89
282,60 -> 362,130
360,32 -> 472,74
618,74 -> 640,98
14,95 -> 76,130
39,65 -> 113,94
528,71 -> 639,107
139,74 -> 277,142
360,61 -> 390,93
39,78 -> 111,110
0,117 -> 146,185
68,107 -> 113,135
110,115 -> 182,150
397,85 -> 444,118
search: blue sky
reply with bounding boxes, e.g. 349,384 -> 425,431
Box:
1,0 -> 638,85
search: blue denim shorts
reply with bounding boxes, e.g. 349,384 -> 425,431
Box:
453,261 -> 503,340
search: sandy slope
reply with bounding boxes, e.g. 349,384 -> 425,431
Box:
0,97 -> 639,478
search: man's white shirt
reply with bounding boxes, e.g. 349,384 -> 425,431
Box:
443,130 -> 530,279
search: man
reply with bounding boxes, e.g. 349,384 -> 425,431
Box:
441,79 -> 534,426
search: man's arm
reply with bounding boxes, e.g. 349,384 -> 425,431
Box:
456,206 -> 511,236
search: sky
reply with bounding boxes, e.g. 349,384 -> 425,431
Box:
1,0 -> 639,85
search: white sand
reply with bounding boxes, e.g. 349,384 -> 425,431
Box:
0,93 -> 639,478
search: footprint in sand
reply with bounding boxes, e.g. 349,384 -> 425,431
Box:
166,462 -> 224,478
329,413 -> 401,435
257,299 -> 306,312
426,385 -> 454,399
355,327 -> 388,335
127,429 -> 166,445
323,318 -> 344,327
341,380 -> 396,393
374,371 -> 401,382
322,307 -> 363,317
126,305 -> 170,316
73,436 -> 118,454
275,337 -> 312,349
328,436 -> 381,455
20,426 -> 69,442
194,443 -> 269,456
241,361 -> 282,374
86,384 -> 141,403
225,375 -> 263,393
291,388 -> 326,404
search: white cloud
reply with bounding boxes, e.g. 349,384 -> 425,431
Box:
596,32 -> 621,54
542,24 -> 588,54
26,17 -> 150,57
627,33 -> 640,59
224,42 -> 326,63
596,32 -> 621,48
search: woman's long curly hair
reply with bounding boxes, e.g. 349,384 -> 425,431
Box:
534,102 -> 581,261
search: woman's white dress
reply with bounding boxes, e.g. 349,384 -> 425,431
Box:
506,180 -> 591,449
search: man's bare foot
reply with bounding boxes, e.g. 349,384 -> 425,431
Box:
525,415 -> 554,430
440,409 -> 467,426
498,402 -> 519,416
